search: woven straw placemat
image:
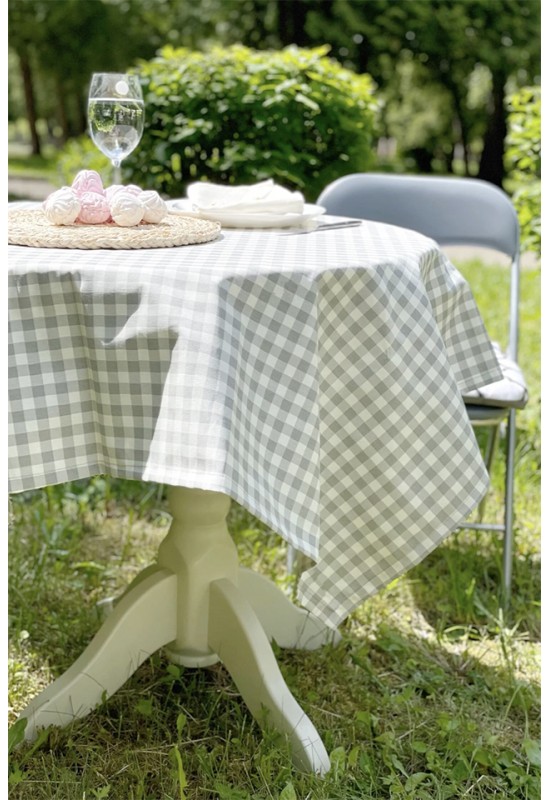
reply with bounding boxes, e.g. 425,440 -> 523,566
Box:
8,208 -> 221,250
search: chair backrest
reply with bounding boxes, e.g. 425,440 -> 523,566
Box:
317,173 -> 521,357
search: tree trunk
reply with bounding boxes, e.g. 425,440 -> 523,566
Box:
408,147 -> 434,174
19,50 -> 41,156
478,72 -> 507,187
76,91 -> 87,136
56,76 -> 70,143
277,0 -> 309,46
447,84 -> 469,176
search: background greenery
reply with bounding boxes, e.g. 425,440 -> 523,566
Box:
505,85 -> 542,259
8,0 -> 541,258
9,0 -> 540,185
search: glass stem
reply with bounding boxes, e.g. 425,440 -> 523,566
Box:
112,160 -> 122,185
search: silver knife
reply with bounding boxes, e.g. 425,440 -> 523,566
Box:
283,219 -> 363,235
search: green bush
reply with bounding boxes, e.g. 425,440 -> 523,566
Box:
59,44 -> 379,202
136,44 -> 379,201
55,135 -> 112,186
506,85 -> 541,259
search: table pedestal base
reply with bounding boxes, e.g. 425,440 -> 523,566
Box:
17,487 -> 339,774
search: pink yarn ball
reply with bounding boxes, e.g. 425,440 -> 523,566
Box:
72,170 -> 104,198
77,191 -> 111,224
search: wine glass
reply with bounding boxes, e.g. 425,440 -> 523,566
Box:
87,72 -> 145,185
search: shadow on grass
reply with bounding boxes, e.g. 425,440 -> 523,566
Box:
404,421 -> 541,642
8,615 -> 541,799
8,476 -> 541,797
408,533 -> 541,641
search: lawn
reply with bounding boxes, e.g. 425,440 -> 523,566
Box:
8,148 -> 60,183
8,259 -> 540,799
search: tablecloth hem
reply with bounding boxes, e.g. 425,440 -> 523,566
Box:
297,471 -> 491,629
9,462 -> 320,561
456,366 -> 504,395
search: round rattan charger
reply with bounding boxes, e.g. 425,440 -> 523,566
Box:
8,208 -> 221,250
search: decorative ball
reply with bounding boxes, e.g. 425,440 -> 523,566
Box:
71,169 -> 104,197
122,184 -> 143,197
77,191 -> 111,224
104,184 -> 125,203
109,192 -> 144,227
140,190 -> 168,223
43,187 -> 81,225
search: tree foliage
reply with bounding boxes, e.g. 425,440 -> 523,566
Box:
8,0 -> 541,188
304,0 -> 540,183
8,0 -> 158,146
506,86 -> 541,257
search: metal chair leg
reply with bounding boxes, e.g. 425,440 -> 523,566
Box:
502,409 -> 516,606
484,425 -> 499,473
477,424 -> 500,522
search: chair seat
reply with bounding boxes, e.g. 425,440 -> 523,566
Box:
466,404 -> 509,423
463,341 -> 528,409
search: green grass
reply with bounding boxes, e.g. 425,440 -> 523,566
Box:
8,150 -> 60,182
8,261 -> 540,799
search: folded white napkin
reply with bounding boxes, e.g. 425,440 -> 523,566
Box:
186,179 -> 305,215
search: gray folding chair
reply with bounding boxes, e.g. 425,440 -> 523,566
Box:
316,173 -> 528,602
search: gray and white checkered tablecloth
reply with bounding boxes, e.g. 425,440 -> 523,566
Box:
8,210 -> 502,628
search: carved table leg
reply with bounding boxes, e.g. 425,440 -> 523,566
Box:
159,487 -> 333,774
15,486 -> 336,774
209,578 -> 331,774
237,567 -> 341,651
19,568 -> 177,741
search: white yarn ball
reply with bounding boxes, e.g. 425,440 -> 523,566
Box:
104,184 -> 125,203
140,190 -> 168,223
43,187 -> 81,225
109,192 -> 144,227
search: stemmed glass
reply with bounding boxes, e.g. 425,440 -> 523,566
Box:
87,72 -> 145,185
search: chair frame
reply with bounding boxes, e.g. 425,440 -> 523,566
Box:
317,173 -> 524,602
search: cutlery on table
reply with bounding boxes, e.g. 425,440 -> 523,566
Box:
282,219 -> 363,235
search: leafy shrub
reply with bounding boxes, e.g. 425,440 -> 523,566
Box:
506,86 -> 541,259
59,44 -> 379,202
55,135 -> 112,186
136,44 -> 379,201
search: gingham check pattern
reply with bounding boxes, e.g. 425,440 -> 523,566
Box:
8,213 -> 502,628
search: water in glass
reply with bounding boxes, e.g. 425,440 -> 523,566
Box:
88,73 -> 144,184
